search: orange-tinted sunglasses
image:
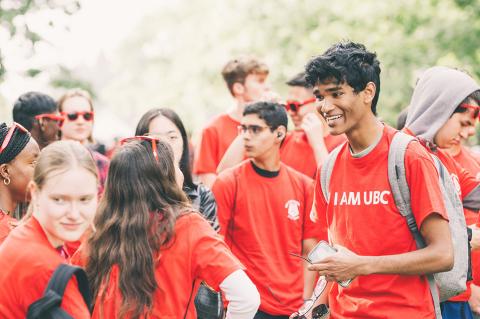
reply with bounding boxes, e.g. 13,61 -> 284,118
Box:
284,98 -> 316,113
120,136 -> 160,161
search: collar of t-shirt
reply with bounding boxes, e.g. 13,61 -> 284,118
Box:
250,160 -> 280,178
350,127 -> 384,158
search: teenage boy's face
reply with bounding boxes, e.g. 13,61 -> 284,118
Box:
240,114 -> 279,159
313,81 -> 369,136
287,86 -> 318,128
242,73 -> 270,103
434,106 -> 478,148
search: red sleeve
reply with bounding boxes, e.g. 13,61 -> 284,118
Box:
193,126 -> 219,174
312,166 -> 329,241
303,178 -> 327,241
91,266 -> 122,319
454,159 -> 480,199
405,143 -> 448,228
211,171 -> 236,237
189,214 -> 243,290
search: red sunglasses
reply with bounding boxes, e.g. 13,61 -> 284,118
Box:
120,136 -> 160,161
284,98 -> 316,113
35,113 -> 64,125
61,111 -> 94,122
461,103 -> 480,119
0,122 -> 29,154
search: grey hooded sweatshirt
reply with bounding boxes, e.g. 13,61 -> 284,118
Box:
405,66 -> 480,210
405,66 -> 480,143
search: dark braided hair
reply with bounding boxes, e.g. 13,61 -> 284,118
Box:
0,123 -> 31,164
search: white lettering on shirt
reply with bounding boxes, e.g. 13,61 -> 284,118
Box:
332,190 -> 391,206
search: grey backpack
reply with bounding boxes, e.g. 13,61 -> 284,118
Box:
320,132 -> 469,319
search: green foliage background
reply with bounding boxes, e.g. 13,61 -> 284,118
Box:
100,0 -> 480,133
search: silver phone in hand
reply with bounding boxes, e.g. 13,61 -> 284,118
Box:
307,240 -> 353,288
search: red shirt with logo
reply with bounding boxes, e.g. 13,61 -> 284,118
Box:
193,113 -> 240,175
314,125 -> 448,319
213,160 -> 322,315
280,131 -> 347,178
74,213 -> 242,319
0,217 -> 90,318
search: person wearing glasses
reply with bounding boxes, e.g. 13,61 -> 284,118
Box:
12,91 -> 63,150
281,72 -> 346,177
135,107 -> 222,318
0,140 -> 98,318
212,101 -> 321,319
58,88 -> 109,195
0,122 -> 40,243
193,56 -> 271,189
404,66 -> 480,319
79,138 -> 259,319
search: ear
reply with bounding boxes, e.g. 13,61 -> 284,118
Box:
232,82 -> 245,97
28,181 -> 38,203
275,126 -> 287,142
0,164 -> 9,180
363,82 -> 376,105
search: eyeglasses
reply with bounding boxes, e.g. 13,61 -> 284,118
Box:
34,113 -> 64,125
61,111 -> 94,122
291,276 -> 329,319
284,98 -> 316,113
120,136 -> 160,161
461,103 -> 480,119
0,122 -> 29,154
237,124 -> 271,136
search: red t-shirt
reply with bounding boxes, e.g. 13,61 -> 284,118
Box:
450,146 -> 480,290
314,125 -> 448,319
0,210 -> 15,244
212,160 -> 323,315
77,213 -> 242,319
193,113 -> 240,175
280,131 -> 347,178
0,217 -> 90,318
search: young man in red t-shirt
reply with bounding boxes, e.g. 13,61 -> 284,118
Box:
281,72 -> 346,177
305,41 -> 453,319
212,101 -> 322,318
404,66 -> 480,318
194,56 -> 271,188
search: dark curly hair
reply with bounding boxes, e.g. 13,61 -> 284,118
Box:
305,41 -> 381,115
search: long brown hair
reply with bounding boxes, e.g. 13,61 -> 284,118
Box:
85,139 -> 189,318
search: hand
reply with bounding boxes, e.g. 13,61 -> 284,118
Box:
470,284 -> 480,314
308,245 -> 367,282
301,113 -> 327,148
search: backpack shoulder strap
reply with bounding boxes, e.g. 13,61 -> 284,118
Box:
320,142 -> 345,203
387,132 -> 442,319
387,132 -> 426,248
27,264 -> 92,319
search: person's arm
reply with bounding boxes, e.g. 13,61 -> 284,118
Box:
303,238 -> 318,299
308,213 -> 453,282
301,113 -> 329,166
198,184 -> 220,232
194,126 -> 220,189
220,269 -> 260,319
217,134 -> 245,174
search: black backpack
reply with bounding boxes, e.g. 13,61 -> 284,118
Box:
26,264 -> 93,319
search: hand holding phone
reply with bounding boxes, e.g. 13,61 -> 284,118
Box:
307,241 -> 353,288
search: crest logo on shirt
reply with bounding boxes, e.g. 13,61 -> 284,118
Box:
285,200 -> 301,220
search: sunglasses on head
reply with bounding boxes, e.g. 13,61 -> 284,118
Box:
284,98 -> 316,113
61,111 -> 94,122
461,103 -> 480,119
0,122 -> 29,154
120,136 -> 160,161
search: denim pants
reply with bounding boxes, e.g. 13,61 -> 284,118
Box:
441,301 -> 474,319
